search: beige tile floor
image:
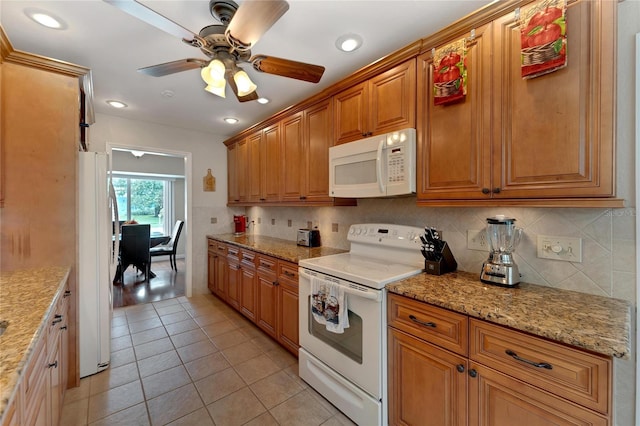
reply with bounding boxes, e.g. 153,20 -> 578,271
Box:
61,294 -> 356,426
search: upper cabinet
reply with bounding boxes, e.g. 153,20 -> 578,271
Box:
417,0 -> 620,207
247,124 -> 281,203
334,59 -> 416,145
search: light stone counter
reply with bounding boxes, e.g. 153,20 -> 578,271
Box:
207,234 -> 347,263
0,266 -> 70,420
386,270 -> 631,359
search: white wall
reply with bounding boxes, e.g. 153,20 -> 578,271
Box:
88,113 -> 244,295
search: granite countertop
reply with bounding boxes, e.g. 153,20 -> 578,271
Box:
207,233 -> 347,263
387,271 -> 632,359
0,266 -> 70,419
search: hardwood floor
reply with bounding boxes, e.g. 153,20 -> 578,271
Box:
112,259 -> 185,308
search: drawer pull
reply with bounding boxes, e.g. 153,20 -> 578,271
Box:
505,349 -> 553,370
48,361 -> 58,369
260,262 -> 271,268
64,290 -> 71,298
408,315 -> 436,328
456,364 -> 465,373
283,271 -> 296,278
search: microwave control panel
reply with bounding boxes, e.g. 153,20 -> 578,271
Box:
386,145 -> 408,183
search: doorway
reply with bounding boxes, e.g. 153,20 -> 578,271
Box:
106,144 -> 193,307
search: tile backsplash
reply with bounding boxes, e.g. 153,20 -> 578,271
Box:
247,198 -> 636,303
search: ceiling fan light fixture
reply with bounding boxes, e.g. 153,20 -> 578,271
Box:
233,70 -> 257,97
201,61 -> 227,98
205,83 -> 226,98
336,33 -> 363,53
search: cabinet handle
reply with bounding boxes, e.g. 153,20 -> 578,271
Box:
408,314 -> 436,328
505,349 -> 553,369
60,326 -> 68,330
468,369 -> 478,378
456,364 -> 465,373
492,187 -> 501,194
64,290 -> 71,298
273,281 -> 279,286
260,262 -> 271,268
283,271 -> 296,278
52,314 -> 63,325
48,361 -> 58,369
299,196 -> 307,200
260,198 -> 266,201
481,188 -> 491,194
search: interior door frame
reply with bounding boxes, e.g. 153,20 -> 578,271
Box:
106,143 -> 193,297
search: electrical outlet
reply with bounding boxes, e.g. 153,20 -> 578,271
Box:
467,229 -> 488,251
537,235 -> 582,262
210,217 -> 217,224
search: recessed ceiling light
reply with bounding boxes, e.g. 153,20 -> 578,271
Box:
335,33 -> 363,53
25,9 -> 66,29
257,97 -> 270,104
224,117 -> 239,124
106,100 -> 128,109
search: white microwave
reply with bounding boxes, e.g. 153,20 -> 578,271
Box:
329,128 -> 416,198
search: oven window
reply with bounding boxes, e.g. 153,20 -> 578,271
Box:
335,160 -> 377,185
307,296 -> 363,364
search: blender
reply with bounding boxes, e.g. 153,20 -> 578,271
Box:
480,216 -> 523,287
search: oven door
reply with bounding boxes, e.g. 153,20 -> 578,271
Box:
298,268 -> 385,399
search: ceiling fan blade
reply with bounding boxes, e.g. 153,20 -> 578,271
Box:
226,74 -> 259,102
251,55 -> 325,83
104,0 -> 196,40
138,59 -> 208,77
226,0 -> 289,47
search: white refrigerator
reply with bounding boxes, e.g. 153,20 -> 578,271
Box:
78,151 -> 119,378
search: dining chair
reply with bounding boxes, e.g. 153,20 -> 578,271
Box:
116,224 -> 151,283
150,220 -> 184,271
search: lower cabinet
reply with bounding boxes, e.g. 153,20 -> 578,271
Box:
387,293 -> 612,426
4,280 -> 70,426
207,238 -> 299,356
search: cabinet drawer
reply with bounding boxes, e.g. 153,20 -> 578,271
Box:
257,255 -> 277,274
470,319 -> 611,415
227,245 -> 240,259
278,262 -> 298,283
387,293 -> 468,356
240,250 -> 256,268
207,239 -> 216,251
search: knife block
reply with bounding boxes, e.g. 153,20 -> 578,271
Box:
424,242 -> 457,275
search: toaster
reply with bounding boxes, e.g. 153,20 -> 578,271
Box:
297,229 -> 321,247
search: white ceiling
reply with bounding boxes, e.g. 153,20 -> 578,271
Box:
1,0 -> 492,139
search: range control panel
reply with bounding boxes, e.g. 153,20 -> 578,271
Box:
348,224 -> 423,249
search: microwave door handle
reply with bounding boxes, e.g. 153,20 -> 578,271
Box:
376,139 -> 385,194
299,270 -> 382,302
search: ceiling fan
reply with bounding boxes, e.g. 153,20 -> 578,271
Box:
104,0 -> 326,102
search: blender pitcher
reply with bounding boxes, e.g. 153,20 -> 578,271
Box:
481,216 -> 523,287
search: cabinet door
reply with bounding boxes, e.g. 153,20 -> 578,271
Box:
369,59 -> 416,135
227,143 -> 239,204
388,328 -> 468,426
215,253 -> 228,298
240,251 -> 257,321
303,99 -> 334,202
226,258 -> 241,310
277,262 -> 299,356
280,112 -> 304,202
468,363 -> 608,426
247,131 -> 263,202
207,251 -> 216,294
491,0 -> 615,199
263,124 -> 281,202
236,139 -> 249,203
334,82 -> 368,145
48,338 -> 62,426
256,256 -> 278,338
417,23 -> 493,200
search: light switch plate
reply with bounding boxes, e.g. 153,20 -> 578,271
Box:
536,235 -> 582,262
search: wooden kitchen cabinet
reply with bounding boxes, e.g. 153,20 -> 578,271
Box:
207,240 -> 300,356
387,293 -> 613,426
280,112 -> 305,203
226,246 -> 241,310
227,139 -> 249,204
417,0 -> 618,206
276,261 -> 299,356
247,123 -> 281,203
256,255 -> 278,339
227,142 -> 239,204
239,249 -> 258,322
334,59 -> 416,145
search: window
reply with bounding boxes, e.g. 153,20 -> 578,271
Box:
112,175 -> 173,236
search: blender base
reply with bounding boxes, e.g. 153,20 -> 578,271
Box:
480,263 -> 521,287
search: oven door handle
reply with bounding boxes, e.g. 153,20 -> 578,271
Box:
300,270 -> 382,302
